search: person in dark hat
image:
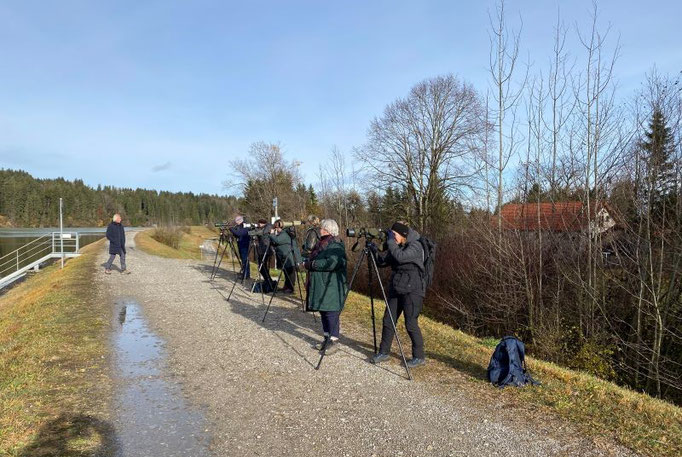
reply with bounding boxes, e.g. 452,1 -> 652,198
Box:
371,221 -> 426,368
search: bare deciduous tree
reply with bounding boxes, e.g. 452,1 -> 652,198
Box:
357,74 -> 487,232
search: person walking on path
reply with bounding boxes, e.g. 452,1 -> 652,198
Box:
301,219 -> 347,355
105,213 -> 130,274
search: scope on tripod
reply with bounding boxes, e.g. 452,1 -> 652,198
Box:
346,227 -> 387,241
279,220 -> 305,228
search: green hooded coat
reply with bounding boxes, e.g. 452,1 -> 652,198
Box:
305,238 -> 348,312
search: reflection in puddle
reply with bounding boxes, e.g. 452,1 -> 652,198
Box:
113,299 -> 212,456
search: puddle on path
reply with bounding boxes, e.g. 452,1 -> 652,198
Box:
112,299 -> 212,457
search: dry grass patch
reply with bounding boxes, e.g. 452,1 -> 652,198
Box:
341,290 -> 681,457
0,239 -> 113,456
136,226 -> 217,260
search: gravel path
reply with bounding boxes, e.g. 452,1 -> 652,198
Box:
98,232 -> 638,457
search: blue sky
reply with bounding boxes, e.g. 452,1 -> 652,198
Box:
0,0 -> 679,196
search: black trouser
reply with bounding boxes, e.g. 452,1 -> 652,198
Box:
379,293 -> 425,359
320,311 -> 341,338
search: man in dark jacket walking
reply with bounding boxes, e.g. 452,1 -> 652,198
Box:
105,213 -> 129,274
371,222 -> 426,368
230,216 -> 250,280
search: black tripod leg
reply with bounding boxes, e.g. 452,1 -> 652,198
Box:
367,255 -> 378,354
262,266 -> 285,322
315,336 -> 330,370
257,247 -> 271,306
369,251 -> 412,381
227,240 -> 251,301
211,242 -> 229,281
345,249 -> 366,292
210,238 -> 221,278
240,242 -> 254,285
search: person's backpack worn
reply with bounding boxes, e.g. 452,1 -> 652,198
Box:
487,336 -> 540,388
418,236 -> 436,288
285,226 -> 297,239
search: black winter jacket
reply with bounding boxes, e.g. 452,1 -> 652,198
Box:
106,222 -> 126,255
377,228 -> 425,297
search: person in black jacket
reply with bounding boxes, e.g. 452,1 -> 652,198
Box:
371,221 -> 426,368
229,216 -> 250,279
105,213 -> 129,274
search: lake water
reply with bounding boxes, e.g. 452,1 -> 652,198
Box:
0,228 -> 109,259
0,228 -> 154,282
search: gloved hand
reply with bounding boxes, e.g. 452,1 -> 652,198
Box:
386,229 -> 395,241
368,242 -> 379,256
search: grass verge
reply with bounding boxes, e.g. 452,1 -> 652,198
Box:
136,226 -> 217,260
340,290 -> 681,457
0,239 -> 113,456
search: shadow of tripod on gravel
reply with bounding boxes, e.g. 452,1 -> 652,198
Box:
192,264 -> 488,381
19,413 -> 118,457
223,287 -> 407,375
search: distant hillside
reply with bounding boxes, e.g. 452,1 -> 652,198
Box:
0,169 -> 239,227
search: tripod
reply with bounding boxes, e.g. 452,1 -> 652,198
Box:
316,239 -> 412,380
211,232 -> 240,281
226,235 -> 263,303
209,229 -> 229,277
262,240 -> 306,322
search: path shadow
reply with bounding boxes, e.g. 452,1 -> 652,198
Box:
99,262 -> 122,272
191,262 -> 485,381
18,413 -> 118,457
199,266 -> 409,377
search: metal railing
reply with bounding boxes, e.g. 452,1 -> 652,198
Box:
0,232 -> 80,288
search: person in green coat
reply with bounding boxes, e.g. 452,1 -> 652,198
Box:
269,219 -> 303,293
301,219 -> 348,355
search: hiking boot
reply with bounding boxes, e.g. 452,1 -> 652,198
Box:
371,352 -> 390,364
104,269 -> 111,275
406,357 -> 426,368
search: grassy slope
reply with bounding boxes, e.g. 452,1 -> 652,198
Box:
136,233 -> 682,456
0,239 -> 113,456
135,226 -> 217,260
342,290 -> 681,457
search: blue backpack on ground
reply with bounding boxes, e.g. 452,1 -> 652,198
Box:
487,336 -> 540,388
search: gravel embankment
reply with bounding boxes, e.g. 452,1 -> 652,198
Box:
98,233 -> 638,457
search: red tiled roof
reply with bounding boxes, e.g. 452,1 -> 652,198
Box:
497,202 -> 607,232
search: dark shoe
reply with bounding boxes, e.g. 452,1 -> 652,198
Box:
406,357 -> 426,368
371,352 -> 390,364
281,288 -> 294,294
